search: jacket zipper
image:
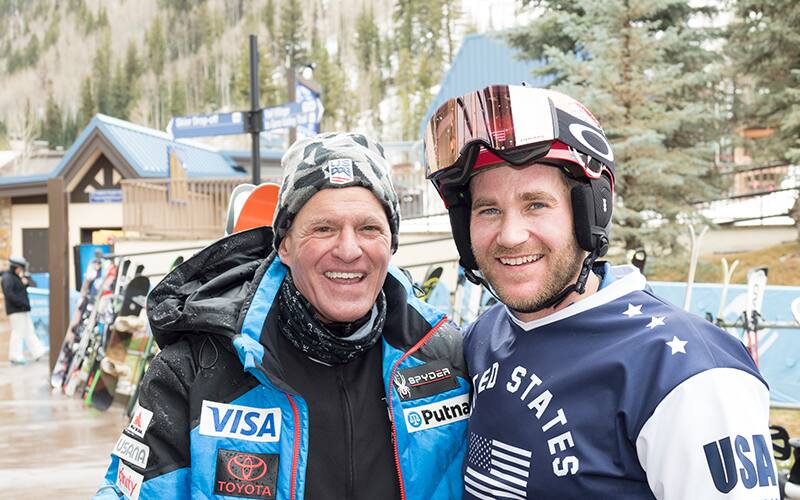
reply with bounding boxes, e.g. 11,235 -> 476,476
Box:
388,316 -> 448,500
285,393 -> 301,500
338,367 -> 355,499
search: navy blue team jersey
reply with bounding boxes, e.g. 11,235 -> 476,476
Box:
464,265 -> 779,500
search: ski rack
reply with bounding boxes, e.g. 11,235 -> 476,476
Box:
714,320 -> 800,330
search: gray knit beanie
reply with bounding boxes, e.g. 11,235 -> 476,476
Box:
272,132 -> 401,253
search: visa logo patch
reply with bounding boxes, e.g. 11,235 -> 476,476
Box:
403,394 -> 470,433
199,401 -> 282,443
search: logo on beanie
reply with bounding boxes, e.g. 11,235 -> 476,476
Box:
327,158 -> 354,185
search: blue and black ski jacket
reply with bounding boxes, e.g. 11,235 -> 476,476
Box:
95,227 -> 469,500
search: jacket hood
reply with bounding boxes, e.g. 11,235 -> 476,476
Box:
147,227 -> 273,348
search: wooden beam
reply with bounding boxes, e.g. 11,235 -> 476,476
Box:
47,178 -> 69,373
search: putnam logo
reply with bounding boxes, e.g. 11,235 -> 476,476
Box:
116,461 -> 144,500
112,434 -> 150,469
704,434 -> 777,493
403,394 -> 470,433
199,401 -> 282,443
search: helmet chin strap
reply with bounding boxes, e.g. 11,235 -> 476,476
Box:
465,246 -> 603,315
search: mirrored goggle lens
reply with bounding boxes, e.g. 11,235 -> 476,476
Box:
425,85 -> 557,177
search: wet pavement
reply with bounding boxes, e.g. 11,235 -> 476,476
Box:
0,321 -> 129,499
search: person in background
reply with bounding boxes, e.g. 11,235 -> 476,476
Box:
95,132 -> 469,499
2,256 -> 47,365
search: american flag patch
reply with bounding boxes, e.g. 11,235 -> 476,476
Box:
490,129 -> 507,142
465,432 -> 531,499
327,158 -> 354,184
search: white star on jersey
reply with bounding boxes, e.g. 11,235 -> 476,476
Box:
647,316 -> 666,329
623,304 -> 643,318
666,336 -> 687,355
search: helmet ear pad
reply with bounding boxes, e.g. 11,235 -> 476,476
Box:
448,202 -> 480,271
570,175 -> 613,257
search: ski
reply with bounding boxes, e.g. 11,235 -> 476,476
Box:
683,224 -> 708,311
744,267 -> 768,366
716,257 -> 739,324
50,257 -> 105,389
791,297 -> 800,327
63,261 -> 118,396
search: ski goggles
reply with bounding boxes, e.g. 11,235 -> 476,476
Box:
424,85 -> 615,186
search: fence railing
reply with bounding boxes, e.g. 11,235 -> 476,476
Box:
121,168 -> 450,239
121,178 -> 243,239
392,166 -> 448,220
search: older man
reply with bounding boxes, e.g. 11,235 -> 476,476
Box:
95,133 -> 469,500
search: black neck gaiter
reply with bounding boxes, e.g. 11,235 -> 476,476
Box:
277,272 -> 386,365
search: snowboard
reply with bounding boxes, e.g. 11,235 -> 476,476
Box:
122,322 -> 159,417
85,275 -> 151,410
232,183 -> 280,233
418,266 -> 443,302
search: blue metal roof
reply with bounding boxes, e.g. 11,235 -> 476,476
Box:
51,114 -> 245,180
418,33 -> 551,141
220,149 -> 285,162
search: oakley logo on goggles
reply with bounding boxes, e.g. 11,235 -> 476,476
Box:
424,85 -> 614,181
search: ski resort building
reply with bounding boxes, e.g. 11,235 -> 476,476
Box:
0,114 -> 283,287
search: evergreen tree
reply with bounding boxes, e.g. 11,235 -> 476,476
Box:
169,76 -> 187,117
260,50 -> 282,107
507,0 -> 722,254
110,61 -> 131,119
92,33 -> 113,115
146,16 -> 167,128
726,0 -> 800,239
195,3 -> 213,50
727,0 -> 800,164
263,0 -> 277,57
24,33 -> 40,67
62,111 -> 79,146
146,15 -> 167,78
40,91 -> 63,148
123,40 -> 142,116
279,0 -> 306,68
202,58 -> 220,109
355,5 -> 384,132
78,75 -> 95,128
391,0 -> 455,140
231,39 -> 282,109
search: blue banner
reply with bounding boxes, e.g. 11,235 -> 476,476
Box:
27,287 -> 80,349
651,281 -> 800,405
